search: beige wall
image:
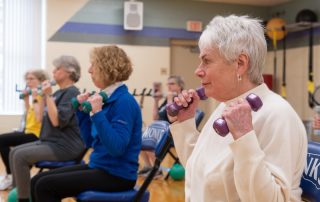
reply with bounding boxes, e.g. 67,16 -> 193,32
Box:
45,0 -> 171,127
46,42 -> 170,127
46,0 -> 89,39
0,116 -> 22,133
0,0 -> 170,133
1,0 -> 318,133
265,45 -> 320,121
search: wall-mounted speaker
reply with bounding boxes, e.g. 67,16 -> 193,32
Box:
124,1 -> 143,30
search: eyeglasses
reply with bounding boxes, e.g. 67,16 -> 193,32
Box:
26,77 -> 36,81
167,82 -> 177,85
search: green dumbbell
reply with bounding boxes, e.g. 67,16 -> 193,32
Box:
37,80 -> 56,96
19,89 -> 33,99
19,81 -> 56,99
71,91 -> 96,110
81,91 -> 108,113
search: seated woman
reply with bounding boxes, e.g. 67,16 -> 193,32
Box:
9,55 -> 85,202
31,45 -> 142,202
0,69 -> 48,190
169,15 -> 307,201
139,75 -> 185,177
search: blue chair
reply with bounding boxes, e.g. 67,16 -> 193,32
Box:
195,108 -> 205,129
35,148 -> 88,173
76,120 -> 171,202
300,141 -> 320,201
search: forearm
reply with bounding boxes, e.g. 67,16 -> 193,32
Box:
152,100 -> 160,120
91,110 -> 132,156
169,118 -> 199,167
230,132 -> 289,202
33,104 -> 42,123
24,98 -> 30,112
33,98 -> 45,123
76,110 -> 93,146
46,96 -> 59,126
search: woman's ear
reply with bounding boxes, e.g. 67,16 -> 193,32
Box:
236,53 -> 249,75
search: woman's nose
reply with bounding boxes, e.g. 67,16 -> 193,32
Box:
88,65 -> 92,73
195,65 -> 205,77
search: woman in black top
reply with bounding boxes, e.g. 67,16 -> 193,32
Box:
9,55 -> 85,202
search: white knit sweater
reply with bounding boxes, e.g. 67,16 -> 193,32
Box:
170,83 -> 307,202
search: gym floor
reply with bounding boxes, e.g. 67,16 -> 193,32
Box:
0,148 -> 185,202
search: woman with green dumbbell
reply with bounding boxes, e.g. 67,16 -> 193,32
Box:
71,90 -> 108,113
19,80 -> 56,99
0,69 -> 48,191
31,45 -> 142,202
9,55 -> 86,202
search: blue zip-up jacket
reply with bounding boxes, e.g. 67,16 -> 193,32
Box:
76,85 -> 142,180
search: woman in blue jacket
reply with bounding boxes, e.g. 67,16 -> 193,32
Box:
30,45 -> 142,202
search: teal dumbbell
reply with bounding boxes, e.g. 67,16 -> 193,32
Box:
8,187 -> 32,202
19,80 -> 56,99
37,80 -> 56,96
19,89 -> 33,99
71,91 -> 96,110
81,91 -> 108,113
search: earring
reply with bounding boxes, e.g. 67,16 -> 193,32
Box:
237,74 -> 242,81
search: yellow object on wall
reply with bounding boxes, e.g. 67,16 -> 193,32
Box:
266,17 -> 288,41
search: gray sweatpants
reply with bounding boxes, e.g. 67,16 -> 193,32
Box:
9,141 -> 60,199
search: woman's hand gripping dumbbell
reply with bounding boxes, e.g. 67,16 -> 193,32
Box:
74,92 -> 108,113
166,87 -> 207,117
213,93 -> 263,138
40,80 -> 57,98
19,80 -> 56,99
71,91 -> 96,110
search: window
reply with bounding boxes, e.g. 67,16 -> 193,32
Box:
0,0 -> 46,115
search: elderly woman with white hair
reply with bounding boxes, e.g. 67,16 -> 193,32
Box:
9,55 -> 85,202
169,15 -> 307,201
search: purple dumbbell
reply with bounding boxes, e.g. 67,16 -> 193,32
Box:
166,87 -> 208,116
213,93 -> 263,137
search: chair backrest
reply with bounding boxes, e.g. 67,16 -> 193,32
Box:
134,120 -> 171,202
195,108 -> 205,129
301,141 -> 320,201
141,120 -> 170,151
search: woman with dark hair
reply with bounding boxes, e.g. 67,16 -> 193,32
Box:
9,55 -> 85,202
31,45 -> 142,202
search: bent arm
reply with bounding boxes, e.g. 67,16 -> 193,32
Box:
170,118 -> 199,167
230,114 -> 307,202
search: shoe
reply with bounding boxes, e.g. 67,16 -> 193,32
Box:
0,175 -> 12,190
138,166 -> 152,175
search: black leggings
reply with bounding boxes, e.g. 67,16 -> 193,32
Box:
31,164 -> 136,202
0,131 -> 38,174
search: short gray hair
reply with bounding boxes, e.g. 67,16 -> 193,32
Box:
52,55 -> 81,82
198,15 -> 267,84
168,75 -> 185,90
24,69 -> 49,82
